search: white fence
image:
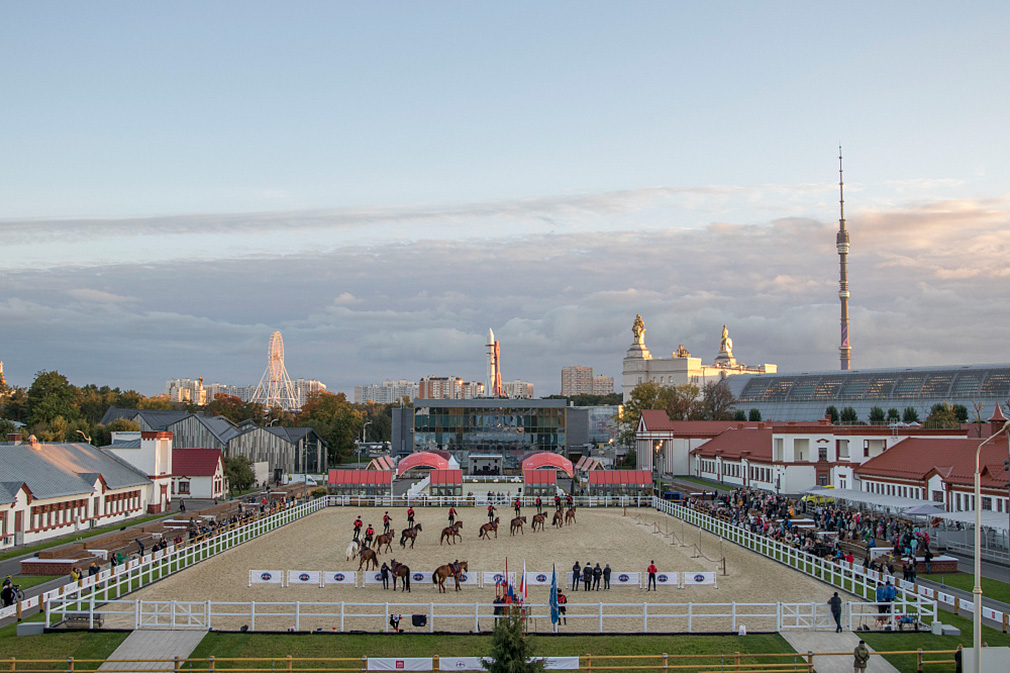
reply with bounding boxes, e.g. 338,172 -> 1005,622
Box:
651,497 -> 938,625
45,597 -> 872,633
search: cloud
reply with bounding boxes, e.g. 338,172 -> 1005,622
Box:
1,192 -> 1008,398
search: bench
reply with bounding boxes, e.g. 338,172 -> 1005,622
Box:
62,611 -> 104,628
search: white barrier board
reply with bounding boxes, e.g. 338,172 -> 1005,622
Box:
524,571 -> 554,586
323,571 -> 357,585
482,572 -> 515,587
288,570 -> 321,586
611,571 -> 641,587
368,658 -> 432,671
682,572 -> 717,587
250,570 -> 284,585
654,572 -> 679,587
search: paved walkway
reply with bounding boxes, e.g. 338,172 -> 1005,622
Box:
98,630 -> 207,671
782,631 -> 900,673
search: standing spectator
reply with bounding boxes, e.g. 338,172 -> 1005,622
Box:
557,590 -> 567,625
592,563 -> 602,590
380,562 -> 390,589
852,640 -> 869,673
923,548 -> 933,574
383,511 -> 392,534
646,560 -> 657,591
954,644 -> 962,673
883,579 -> 896,613
875,582 -> 886,615
88,562 -> 99,576
571,561 -> 581,591
828,592 -> 843,633
180,499 -> 186,513
602,564 -> 612,590
136,538 -> 145,557
582,563 -> 592,591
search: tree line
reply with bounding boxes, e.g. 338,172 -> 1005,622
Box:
0,370 -> 398,465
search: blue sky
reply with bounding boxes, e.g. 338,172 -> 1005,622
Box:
2,2 -> 1009,398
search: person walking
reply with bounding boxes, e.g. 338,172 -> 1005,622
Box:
852,640 -> 870,673
136,538 -> 145,557
380,562 -> 390,590
602,564 -> 611,590
180,499 -> 186,513
571,561 -> 581,592
383,511 -> 392,534
829,591 -> 843,632
582,563 -> 592,591
646,560 -> 657,591
593,563 -> 602,590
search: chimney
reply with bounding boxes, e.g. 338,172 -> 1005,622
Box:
28,434 -> 40,449
987,404 -> 1008,437
7,433 -> 22,444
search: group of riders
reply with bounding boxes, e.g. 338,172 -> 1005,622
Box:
486,493 -> 574,523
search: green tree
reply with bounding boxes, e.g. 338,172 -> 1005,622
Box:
138,394 -> 177,410
482,605 -> 545,673
208,395 -> 265,424
225,455 -> 256,493
27,370 -> 80,426
733,410 -> 747,421
825,405 -> 839,424
0,418 -> 16,438
924,403 -> 960,429
1,386 -> 30,424
664,383 -> 701,421
902,407 -> 920,424
951,404 -> 969,423
886,408 -> 901,424
699,381 -> 736,421
748,408 -> 762,422
840,406 -> 859,424
868,407 -> 886,425
298,391 -> 363,463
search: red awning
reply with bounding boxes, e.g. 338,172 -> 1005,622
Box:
523,469 -> 557,485
589,470 -> 652,486
328,470 -> 393,486
396,451 -> 450,477
430,469 -> 462,485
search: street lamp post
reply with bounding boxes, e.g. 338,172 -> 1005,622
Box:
359,420 -> 373,467
973,419 -> 1010,673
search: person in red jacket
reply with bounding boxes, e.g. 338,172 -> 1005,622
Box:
364,524 -> 375,547
646,560 -> 658,591
448,506 -> 457,525
383,511 -> 392,534
353,516 -> 363,541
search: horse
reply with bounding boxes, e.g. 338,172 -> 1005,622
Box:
374,529 -> 395,553
510,515 -> 527,536
564,508 -> 577,525
432,560 -> 469,593
552,511 -> 564,528
357,547 -> 380,571
531,513 -> 546,532
479,517 -> 499,539
440,521 -> 463,545
344,539 -> 360,561
389,559 -> 411,592
399,523 -> 422,549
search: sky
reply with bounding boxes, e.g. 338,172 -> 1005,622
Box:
2,2 -> 1009,398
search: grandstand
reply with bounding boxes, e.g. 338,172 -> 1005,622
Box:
725,363 -> 1010,422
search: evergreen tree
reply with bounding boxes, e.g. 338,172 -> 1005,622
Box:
868,407 -> 885,425
886,408 -> 901,424
748,408 -> 762,422
733,410 -> 747,421
825,406 -> 839,424
840,406 -> 859,424
483,605 -> 545,673
902,407 -> 920,424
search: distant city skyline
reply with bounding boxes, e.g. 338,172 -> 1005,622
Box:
2,3 -> 1009,398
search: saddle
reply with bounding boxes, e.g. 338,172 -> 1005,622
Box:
449,562 -> 459,575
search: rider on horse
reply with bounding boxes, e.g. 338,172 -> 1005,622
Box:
487,503 -> 496,523
407,506 -> 415,525
448,506 -> 457,524
353,516 -> 363,540
383,511 -> 391,534
364,524 -> 374,546
535,496 -> 542,514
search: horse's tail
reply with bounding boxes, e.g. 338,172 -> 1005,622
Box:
405,572 -> 411,590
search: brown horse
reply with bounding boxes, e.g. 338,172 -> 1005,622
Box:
510,515 -> 527,536
552,511 -> 564,528
357,547 -> 379,571
479,517 -> 499,539
564,508 -> 577,525
389,559 -> 411,592
531,513 -> 546,531
374,529 -> 395,553
399,523 -> 422,548
440,521 -> 463,545
432,560 -> 469,593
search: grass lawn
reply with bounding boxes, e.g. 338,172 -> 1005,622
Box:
12,575 -> 62,590
0,614 -> 129,668
188,632 -> 800,670
929,573 -> 1010,605
861,610 -> 1010,673
670,478 -> 731,493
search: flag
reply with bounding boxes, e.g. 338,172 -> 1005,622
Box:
549,563 -> 559,625
504,557 -> 513,604
519,559 -> 527,604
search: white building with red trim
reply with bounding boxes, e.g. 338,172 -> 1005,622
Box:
171,448 -> 226,500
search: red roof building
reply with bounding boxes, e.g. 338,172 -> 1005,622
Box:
171,448 -> 225,499
327,469 -> 393,495
588,469 -> 653,496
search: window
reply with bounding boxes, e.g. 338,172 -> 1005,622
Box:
818,447 -> 828,462
178,482 -> 191,495
863,440 -> 870,458
982,497 -> 992,511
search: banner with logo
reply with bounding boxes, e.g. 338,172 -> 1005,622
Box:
525,571 -> 553,586
436,658 -> 577,671
917,585 -> 934,599
410,570 -> 433,585
249,570 -> 284,585
456,571 -> 478,586
541,657 -> 580,670
482,572 -> 515,588
654,572 -> 679,587
981,606 -> 1003,622
288,570 -> 321,586
364,571 -> 388,585
323,571 -> 357,585
611,571 -> 640,587
898,579 -> 915,592
957,598 -> 973,613
368,658 -> 433,671
682,572 -> 717,587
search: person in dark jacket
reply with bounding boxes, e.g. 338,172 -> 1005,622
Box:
828,592 -> 843,632
602,564 -> 612,590
592,563 -> 602,590
571,561 -> 581,591
582,563 -> 592,591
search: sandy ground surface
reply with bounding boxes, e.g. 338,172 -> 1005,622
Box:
99,506 -> 836,633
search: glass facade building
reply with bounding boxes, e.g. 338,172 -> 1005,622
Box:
413,399 -> 567,470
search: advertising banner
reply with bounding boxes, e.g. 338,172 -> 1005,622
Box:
287,570 -> 321,586
249,570 -> 284,585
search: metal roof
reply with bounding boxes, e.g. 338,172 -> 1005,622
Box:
0,441 -> 150,499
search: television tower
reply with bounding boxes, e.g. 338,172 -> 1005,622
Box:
250,331 -> 300,410
486,328 -> 503,398
837,147 -> 852,370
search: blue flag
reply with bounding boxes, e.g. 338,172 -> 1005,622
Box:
549,563 -> 559,624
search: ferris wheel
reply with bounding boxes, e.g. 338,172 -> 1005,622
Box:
251,331 -> 299,410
